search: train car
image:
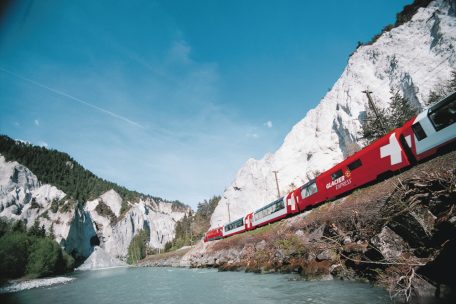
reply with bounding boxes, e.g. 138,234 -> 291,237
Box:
205,92 -> 456,242
251,197 -> 289,229
223,217 -> 246,238
398,91 -> 456,161
318,129 -> 412,201
292,128 -> 412,211
204,227 -> 223,242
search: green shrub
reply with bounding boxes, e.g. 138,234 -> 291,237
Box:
0,232 -> 30,279
62,251 -> 75,271
95,200 -> 116,223
50,199 -> 60,213
127,230 -> 149,264
26,238 -> 64,278
0,218 -> 74,280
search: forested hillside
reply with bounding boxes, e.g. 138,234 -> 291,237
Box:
164,195 -> 221,252
0,135 -> 185,211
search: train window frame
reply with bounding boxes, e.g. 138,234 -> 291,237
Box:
331,169 -> 343,181
347,159 -> 362,171
428,93 -> 456,131
411,122 -> 427,141
301,181 -> 318,199
225,218 -> 244,232
254,198 -> 285,221
306,182 -> 318,197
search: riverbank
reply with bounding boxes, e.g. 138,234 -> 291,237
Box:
141,150 -> 456,303
0,276 -> 75,294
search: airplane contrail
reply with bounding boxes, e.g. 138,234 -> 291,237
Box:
0,66 -> 145,129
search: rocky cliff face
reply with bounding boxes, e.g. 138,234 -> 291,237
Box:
0,154 -> 190,261
211,0 -> 456,228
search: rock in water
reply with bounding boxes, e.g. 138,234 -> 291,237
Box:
76,246 -> 127,271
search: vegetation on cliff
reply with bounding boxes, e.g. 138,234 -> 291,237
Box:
0,218 -> 75,283
163,195 -> 220,252
127,229 -> 150,264
0,135 -> 186,213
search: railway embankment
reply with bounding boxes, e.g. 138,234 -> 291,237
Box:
141,150 -> 456,303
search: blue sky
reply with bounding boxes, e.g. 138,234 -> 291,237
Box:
0,0 -> 412,208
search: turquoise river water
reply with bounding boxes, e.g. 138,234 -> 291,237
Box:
1,267 -> 392,304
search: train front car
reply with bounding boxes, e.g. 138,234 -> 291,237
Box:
399,91 -> 456,161
314,129 -> 413,202
223,217 -> 246,238
251,197 -> 289,229
204,227 -> 223,242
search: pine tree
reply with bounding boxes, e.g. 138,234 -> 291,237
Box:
427,90 -> 442,105
361,90 -> 418,144
447,70 -> 456,92
389,90 -> 418,129
361,106 -> 389,144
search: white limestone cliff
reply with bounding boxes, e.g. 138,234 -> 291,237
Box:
0,154 -> 190,263
211,0 -> 456,228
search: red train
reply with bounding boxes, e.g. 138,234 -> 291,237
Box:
204,92 -> 456,242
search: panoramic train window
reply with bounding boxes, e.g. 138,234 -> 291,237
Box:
348,159 -> 362,171
225,218 -> 244,232
253,198 -> 285,221
301,181 -> 318,198
331,170 -> 343,180
428,93 -> 456,131
411,122 -> 427,141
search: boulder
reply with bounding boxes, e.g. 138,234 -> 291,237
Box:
316,249 -> 337,261
371,226 -> 408,260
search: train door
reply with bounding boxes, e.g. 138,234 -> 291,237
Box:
286,191 -> 299,214
244,213 -> 253,231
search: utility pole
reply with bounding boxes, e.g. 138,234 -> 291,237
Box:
226,202 -> 231,222
362,90 -> 387,133
272,170 -> 281,199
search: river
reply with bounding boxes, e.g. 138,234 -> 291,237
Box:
0,267 -> 392,304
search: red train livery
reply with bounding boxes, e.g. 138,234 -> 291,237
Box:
205,91 -> 456,242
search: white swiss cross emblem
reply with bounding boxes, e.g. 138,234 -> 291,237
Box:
380,133 -> 403,165
288,194 -> 296,211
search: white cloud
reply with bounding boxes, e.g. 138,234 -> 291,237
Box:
264,120 -> 272,128
34,119 -> 40,126
246,132 -> 259,139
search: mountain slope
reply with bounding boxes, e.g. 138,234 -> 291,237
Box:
0,137 -> 191,263
211,0 -> 456,228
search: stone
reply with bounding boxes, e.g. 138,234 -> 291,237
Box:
388,211 -> 432,248
371,226 -> 408,260
316,249 -> 336,261
255,240 -> 267,251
